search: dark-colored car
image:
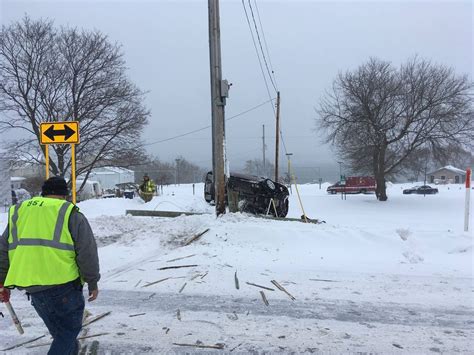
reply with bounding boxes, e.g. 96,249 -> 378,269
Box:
204,171 -> 289,217
403,185 -> 439,195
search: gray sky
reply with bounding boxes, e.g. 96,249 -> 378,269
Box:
0,0 -> 472,172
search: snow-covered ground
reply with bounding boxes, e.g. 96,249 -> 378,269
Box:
0,183 -> 472,354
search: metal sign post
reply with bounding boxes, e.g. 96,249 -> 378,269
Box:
40,121 -> 80,204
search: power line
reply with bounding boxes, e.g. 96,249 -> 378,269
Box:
241,0 -> 275,116
241,0 -> 288,157
141,99 -> 275,147
253,0 -> 279,89
248,0 -> 278,92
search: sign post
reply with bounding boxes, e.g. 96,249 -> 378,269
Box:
465,168 -> 471,232
40,121 -> 80,204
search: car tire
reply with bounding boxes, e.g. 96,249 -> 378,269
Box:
262,179 -> 276,192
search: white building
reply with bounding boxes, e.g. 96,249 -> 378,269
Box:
85,166 -> 135,190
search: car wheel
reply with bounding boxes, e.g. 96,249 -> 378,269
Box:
262,179 -> 276,192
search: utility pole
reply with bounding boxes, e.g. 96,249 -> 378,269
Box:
286,153 -> 293,194
274,91 -> 281,182
208,0 -> 229,216
262,124 -> 266,176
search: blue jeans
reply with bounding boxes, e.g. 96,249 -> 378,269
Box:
31,280 -> 84,355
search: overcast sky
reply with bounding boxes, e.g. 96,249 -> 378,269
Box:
0,0 -> 472,171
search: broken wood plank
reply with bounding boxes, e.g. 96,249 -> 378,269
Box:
82,312 -> 111,327
26,333 -> 109,348
184,228 -> 210,246
309,278 -> 338,282
173,343 -> 225,350
126,210 -> 205,217
179,282 -> 187,293
129,313 -> 146,318
190,273 -> 202,281
234,271 -> 240,290
271,280 -> 296,301
260,291 -> 269,306
166,254 -> 196,263
157,264 -> 198,271
176,309 -> 181,321
200,271 -> 209,279
142,277 -> 171,288
246,282 -> 275,291
1,335 -> 46,351
134,279 -> 142,288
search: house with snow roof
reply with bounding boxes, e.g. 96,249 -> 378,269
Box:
83,166 -> 135,190
427,166 -> 467,184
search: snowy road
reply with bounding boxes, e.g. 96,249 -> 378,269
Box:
4,286 -> 471,354
78,289 -> 474,354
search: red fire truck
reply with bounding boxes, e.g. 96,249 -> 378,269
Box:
327,176 -> 376,194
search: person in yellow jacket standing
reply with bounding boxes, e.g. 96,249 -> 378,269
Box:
138,173 -> 156,202
0,176 -> 100,355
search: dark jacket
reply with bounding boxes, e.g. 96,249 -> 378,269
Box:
0,206 -> 100,293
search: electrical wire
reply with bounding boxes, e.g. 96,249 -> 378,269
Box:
241,0 -> 289,156
242,0 -> 276,116
141,98 -> 275,147
248,0 -> 278,92
253,0 -> 279,89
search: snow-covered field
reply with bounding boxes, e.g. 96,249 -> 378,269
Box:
0,183 -> 472,354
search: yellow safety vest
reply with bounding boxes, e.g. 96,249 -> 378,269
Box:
4,197 -> 80,288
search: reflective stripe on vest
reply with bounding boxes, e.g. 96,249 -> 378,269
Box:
8,201 -> 74,251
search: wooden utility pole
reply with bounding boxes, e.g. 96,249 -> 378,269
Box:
208,0 -> 228,216
274,91 -> 281,182
262,124 -> 266,176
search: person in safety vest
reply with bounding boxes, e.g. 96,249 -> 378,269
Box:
138,173 -> 156,202
139,173 -> 155,193
0,176 -> 100,355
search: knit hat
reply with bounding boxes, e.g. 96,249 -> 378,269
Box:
41,176 -> 69,196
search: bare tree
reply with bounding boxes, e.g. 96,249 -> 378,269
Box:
0,17 -> 149,189
318,57 -> 473,201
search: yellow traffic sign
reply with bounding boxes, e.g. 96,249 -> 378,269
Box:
40,121 -> 79,144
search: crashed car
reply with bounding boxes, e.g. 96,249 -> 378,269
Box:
204,171 -> 289,217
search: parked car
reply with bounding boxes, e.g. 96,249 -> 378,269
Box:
11,188 -> 31,204
327,176 -> 376,194
115,182 -> 139,199
403,185 -> 439,195
204,171 -> 289,217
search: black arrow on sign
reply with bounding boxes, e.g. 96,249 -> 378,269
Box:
44,124 -> 75,141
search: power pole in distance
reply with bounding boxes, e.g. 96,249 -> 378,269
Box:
262,124 -> 266,176
274,91 -> 281,182
208,0 -> 229,216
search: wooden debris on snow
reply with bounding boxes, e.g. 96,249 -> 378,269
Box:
246,282 -> 275,291
200,271 -> 209,280
234,271 -> 240,290
271,280 -> 296,300
184,228 -> 210,246
173,342 -> 225,350
82,312 -> 111,327
166,254 -> 196,263
179,282 -> 187,293
134,279 -> 142,288
142,277 -> 171,288
309,278 -> 338,283
157,264 -> 198,271
26,333 -> 109,348
1,335 -> 46,351
260,291 -> 269,306
129,313 -> 146,318
176,309 -> 182,321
